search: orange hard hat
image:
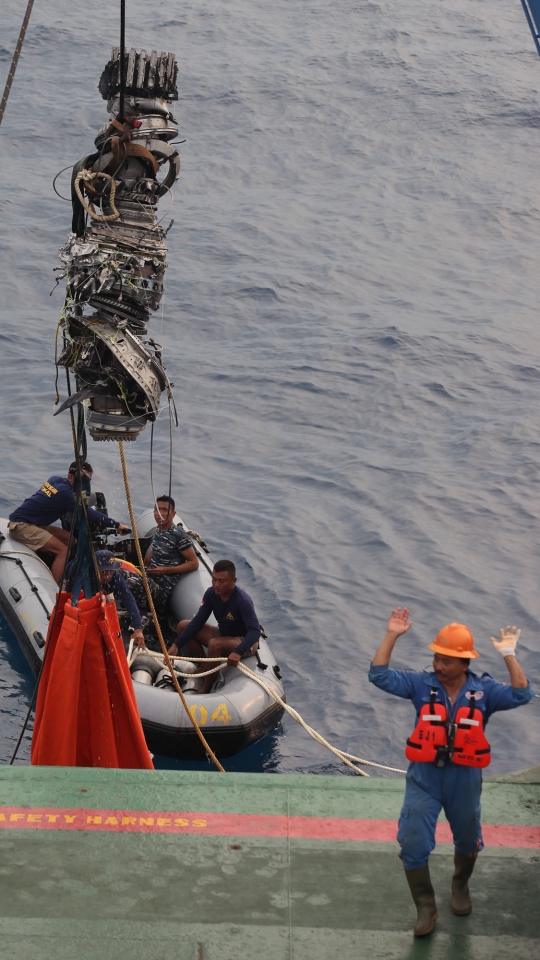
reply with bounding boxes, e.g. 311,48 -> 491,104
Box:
428,623 -> 479,659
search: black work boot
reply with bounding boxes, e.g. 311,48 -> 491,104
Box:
451,850 -> 477,916
404,865 -> 438,936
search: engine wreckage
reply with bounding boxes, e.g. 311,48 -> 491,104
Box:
55,48 -> 179,441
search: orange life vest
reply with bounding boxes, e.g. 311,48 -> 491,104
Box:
405,689 -> 448,763
405,690 -> 491,768
452,696 -> 491,768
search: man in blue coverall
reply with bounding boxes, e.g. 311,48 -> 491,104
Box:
369,607 -> 532,937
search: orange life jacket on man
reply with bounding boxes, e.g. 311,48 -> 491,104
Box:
405,690 -> 491,768
452,695 -> 491,768
405,689 -> 448,763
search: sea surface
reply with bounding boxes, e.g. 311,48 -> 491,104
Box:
0,0 -> 539,776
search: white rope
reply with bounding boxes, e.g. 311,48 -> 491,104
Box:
127,649 -> 406,776
236,664 -> 365,777
128,648 -> 225,677
337,750 -> 406,774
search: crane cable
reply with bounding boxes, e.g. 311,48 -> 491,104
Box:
117,439 -> 225,772
0,0 -> 35,128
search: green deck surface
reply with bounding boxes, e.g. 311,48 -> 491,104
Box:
0,766 -> 538,959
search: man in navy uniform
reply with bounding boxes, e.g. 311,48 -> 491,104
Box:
124,495 -> 199,619
168,559 -> 261,694
8,469 -> 129,584
66,550 -> 146,649
369,608 -> 532,937
94,551 -> 145,649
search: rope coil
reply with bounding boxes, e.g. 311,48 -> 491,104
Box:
74,169 -> 120,222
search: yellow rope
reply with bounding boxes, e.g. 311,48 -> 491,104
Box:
74,169 -> 120,222
117,439 -> 224,772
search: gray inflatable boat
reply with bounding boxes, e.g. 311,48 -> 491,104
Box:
0,510 -> 285,761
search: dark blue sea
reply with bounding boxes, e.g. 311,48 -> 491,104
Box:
0,0 -> 538,776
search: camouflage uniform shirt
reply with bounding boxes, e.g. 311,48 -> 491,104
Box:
147,523 -> 193,596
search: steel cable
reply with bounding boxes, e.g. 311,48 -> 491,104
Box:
0,0 -> 35,128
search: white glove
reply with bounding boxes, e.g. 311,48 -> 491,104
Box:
490,625 -> 521,658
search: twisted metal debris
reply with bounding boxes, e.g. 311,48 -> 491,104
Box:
55,48 -> 179,441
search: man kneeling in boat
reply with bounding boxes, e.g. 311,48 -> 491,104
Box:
7,469 -> 129,584
168,559 -> 261,694
66,550 -> 145,650
124,495 -> 199,632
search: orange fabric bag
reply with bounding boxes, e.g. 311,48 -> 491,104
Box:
32,591 -> 153,769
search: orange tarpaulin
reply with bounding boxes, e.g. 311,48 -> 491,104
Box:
31,591 -> 153,769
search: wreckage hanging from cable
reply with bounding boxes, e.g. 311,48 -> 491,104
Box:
55,48 -> 179,441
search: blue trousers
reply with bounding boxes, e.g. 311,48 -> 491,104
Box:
397,763 -> 484,870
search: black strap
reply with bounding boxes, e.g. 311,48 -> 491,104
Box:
429,688 -> 438,714
468,692 -> 476,718
0,554 -> 51,620
255,650 -> 268,671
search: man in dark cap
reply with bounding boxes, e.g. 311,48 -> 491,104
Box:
8,468 -> 129,584
68,460 -> 93,496
92,550 -> 145,649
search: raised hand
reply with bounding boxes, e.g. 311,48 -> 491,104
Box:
387,607 -> 413,637
490,625 -> 521,658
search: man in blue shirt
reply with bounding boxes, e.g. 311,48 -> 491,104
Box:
369,607 -> 532,937
124,495 -> 199,621
168,559 -> 261,694
67,550 -> 145,648
8,469 -> 129,584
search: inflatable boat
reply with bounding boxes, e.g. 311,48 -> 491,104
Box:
0,509 -> 285,761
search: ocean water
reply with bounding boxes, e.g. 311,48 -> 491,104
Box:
0,0 -> 538,776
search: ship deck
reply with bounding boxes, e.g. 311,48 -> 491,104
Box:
0,765 -> 538,959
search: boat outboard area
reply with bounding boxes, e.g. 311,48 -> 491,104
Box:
0,499 -> 285,762
0,519 -> 57,670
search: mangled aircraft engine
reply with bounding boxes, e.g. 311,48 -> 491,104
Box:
55,48 -> 179,440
